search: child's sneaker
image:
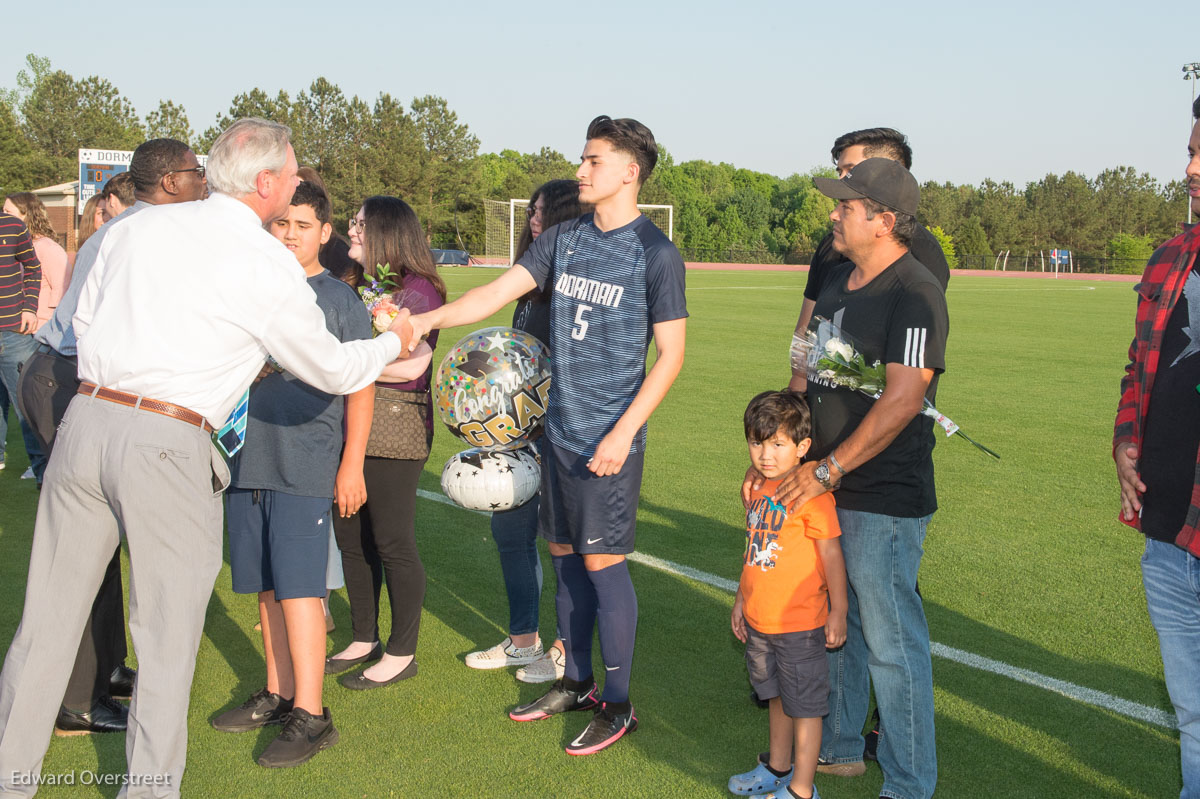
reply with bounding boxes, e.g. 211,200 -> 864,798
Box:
515,645 -> 565,683
565,702 -> 637,755
509,678 -> 598,721
465,637 -> 543,670
728,758 -> 793,795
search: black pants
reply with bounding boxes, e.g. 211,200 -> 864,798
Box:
15,346 -> 127,709
333,457 -> 426,656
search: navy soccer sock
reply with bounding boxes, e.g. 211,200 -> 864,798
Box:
589,559 -> 638,704
552,553 -> 597,683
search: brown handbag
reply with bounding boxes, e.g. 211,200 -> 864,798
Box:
365,386 -> 432,460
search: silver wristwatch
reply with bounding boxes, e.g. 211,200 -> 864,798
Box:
814,460 -> 835,490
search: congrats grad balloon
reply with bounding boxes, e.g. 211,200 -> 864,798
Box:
433,327 -> 551,451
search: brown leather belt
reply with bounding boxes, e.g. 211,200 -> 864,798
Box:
78,381 -> 214,433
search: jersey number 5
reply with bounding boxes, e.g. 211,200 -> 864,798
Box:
571,304 -> 591,340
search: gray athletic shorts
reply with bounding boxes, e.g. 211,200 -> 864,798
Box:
745,623 -> 828,718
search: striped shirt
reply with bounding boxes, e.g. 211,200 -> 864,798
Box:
519,214 -> 687,456
0,214 -> 41,331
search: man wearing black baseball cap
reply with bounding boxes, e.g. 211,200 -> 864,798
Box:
764,157 -> 948,798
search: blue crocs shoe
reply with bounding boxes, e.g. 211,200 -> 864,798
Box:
728,760 -> 792,796
765,786 -> 818,799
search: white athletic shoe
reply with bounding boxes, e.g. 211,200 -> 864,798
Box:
20,466 -> 34,480
465,637 -> 543,670
516,645 -> 566,684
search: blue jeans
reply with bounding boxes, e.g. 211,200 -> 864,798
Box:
490,494 -> 542,636
821,508 -> 936,799
0,331 -> 45,479
1142,537 -> 1200,799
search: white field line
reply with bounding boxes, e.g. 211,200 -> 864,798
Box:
415,488 -> 1176,730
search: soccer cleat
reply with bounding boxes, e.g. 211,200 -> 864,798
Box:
256,706 -> 339,768
508,679 -> 598,721
211,688 -> 293,733
516,645 -> 566,684
565,702 -> 637,755
465,636 -> 544,670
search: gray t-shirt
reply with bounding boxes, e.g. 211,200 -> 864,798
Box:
230,270 -> 372,497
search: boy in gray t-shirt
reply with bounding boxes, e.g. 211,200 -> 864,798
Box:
211,182 -> 373,768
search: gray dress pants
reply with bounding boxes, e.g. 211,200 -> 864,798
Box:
0,393 -> 228,798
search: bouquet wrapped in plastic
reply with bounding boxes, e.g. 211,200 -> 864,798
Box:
792,316 -> 998,459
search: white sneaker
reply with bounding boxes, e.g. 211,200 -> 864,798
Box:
515,645 -> 566,684
464,637 -> 543,670
20,467 -> 34,480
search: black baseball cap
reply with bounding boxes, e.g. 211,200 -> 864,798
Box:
813,157 -> 920,216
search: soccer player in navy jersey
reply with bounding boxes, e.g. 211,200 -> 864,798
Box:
407,115 -> 687,755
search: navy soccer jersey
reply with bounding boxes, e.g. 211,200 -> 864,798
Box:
519,213 -> 687,456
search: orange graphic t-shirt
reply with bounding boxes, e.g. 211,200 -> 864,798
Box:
739,480 -> 840,634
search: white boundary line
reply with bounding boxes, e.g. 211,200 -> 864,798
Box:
416,488 -> 1176,730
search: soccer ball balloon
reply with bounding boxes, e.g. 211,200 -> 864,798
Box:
433,327 -> 551,451
440,446 -> 541,511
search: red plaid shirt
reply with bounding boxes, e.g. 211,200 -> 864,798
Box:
1114,223 -> 1200,554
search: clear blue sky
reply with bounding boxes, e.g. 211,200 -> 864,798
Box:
7,0 -> 1196,188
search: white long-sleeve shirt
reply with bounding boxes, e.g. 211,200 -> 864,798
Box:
74,192 -> 400,427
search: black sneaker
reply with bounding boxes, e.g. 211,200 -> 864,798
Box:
211,688 -> 293,733
509,679 -> 599,722
257,707 -> 339,768
565,702 -> 637,755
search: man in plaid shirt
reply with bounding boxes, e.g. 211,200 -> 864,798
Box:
1114,96 -> 1200,799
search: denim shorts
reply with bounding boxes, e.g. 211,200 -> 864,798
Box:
745,623 -> 828,718
227,488 -> 331,599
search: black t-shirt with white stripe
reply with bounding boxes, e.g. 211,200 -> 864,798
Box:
807,252 -> 949,517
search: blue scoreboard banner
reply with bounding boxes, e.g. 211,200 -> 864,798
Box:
78,149 -> 133,206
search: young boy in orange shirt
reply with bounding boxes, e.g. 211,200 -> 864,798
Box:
730,391 -> 848,799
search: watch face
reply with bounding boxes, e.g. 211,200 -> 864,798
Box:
815,462 -> 829,482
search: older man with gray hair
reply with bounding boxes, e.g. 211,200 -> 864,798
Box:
0,118 -> 412,798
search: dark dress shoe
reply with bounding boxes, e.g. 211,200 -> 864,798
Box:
324,642 -> 382,675
54,696 -> 128,736
109,664 -> 136,700
339,659 -> 418,690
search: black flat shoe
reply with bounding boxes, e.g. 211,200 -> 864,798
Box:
324,642 -> 382,675
109,664 -> 136,700
339,659 -> 418,690
54,696 -> 128,736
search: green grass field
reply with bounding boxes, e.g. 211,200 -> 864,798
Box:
0,269 -> 1176,798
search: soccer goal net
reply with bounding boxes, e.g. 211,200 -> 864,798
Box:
483,199 -> 674,264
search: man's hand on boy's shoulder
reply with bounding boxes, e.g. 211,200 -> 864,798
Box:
774,462 -> 826,511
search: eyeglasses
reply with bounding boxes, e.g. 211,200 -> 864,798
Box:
349,218 -> 366,233
526,205 -> 540,218
168,166 -> 205,179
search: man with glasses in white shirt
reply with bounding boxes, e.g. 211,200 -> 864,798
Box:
0,118 -> 412,798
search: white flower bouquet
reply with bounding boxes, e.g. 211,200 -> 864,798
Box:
793,316 -> 999,459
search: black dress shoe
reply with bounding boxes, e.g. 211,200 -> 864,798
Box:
109,664 -> 136,700
324,642 -> 382,675
54,696 -> 128,737
339,659 -> 418,690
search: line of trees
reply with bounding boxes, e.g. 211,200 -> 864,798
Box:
0,55 -> 1188,270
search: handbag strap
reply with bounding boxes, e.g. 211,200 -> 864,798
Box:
374,386 -> 430,404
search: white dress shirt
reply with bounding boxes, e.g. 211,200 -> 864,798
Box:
74,193 -> 400,426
